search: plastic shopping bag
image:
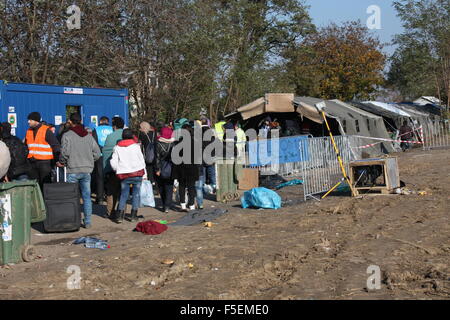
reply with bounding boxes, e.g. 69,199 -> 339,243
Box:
241,187 -> 282,210
140,180 -> 155,208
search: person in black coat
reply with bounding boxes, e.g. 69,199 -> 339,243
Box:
172,123 -> 201,211
138,121 -> 157,184
0,122 -> 32,181
154,126 -> 175,213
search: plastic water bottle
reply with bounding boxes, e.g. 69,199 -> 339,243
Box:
85,238 -> 110,250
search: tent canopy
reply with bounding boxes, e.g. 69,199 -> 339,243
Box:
228,94 -> 400,156
359,101 -> 411,118
329,99 -> 397,154
293,96 -> 326,124
232,94 -> 295,121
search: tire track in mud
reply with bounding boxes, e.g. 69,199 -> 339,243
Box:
323,150 -> 450,299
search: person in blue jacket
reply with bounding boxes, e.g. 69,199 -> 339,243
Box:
92,116 -> 114,205
102,117 -> 125,217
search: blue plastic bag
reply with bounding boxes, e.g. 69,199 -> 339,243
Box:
241,187 -> 282,209
140,180 -> 155,208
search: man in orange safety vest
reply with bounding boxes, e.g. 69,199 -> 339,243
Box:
25,112 -> 61,189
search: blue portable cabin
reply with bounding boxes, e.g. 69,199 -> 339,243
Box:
0,81 -> 129,139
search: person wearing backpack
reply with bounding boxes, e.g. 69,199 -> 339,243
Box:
154,126 -> 175,213
138,121 -> 157,185
0,139 -> 11,181
1,122 -> 32,182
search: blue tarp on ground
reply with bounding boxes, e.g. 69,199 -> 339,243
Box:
247,135 -> 309,166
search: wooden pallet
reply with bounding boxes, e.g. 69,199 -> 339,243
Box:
353,186 -> 392,196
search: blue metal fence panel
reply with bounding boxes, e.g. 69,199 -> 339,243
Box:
0,81 -> 128,139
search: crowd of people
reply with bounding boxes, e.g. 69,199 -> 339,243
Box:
0,111 -> 248,229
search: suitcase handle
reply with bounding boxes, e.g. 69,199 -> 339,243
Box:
56,167 -> 67,183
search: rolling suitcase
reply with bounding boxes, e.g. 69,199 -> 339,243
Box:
43,168 -> 81,233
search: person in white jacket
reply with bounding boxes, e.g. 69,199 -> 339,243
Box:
110,129 -> 147,223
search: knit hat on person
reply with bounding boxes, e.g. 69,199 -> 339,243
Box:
27,112 -> 41,122
158,127 -> 174,140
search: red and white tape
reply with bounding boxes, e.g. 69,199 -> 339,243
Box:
352,126 -> 424,149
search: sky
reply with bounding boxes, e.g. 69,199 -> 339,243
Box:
306,0 -> 405,56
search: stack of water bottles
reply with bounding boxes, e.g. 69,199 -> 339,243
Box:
73,237 -> 110,250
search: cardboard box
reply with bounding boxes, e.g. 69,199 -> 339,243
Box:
238,168 -> 259,190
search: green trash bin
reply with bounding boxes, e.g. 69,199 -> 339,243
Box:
0,180 -> 46,265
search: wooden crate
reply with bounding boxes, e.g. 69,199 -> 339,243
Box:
238,168 -> 259,190
349,157 -> 400,196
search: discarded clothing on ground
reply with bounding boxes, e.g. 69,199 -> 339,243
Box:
241,187 -> 282,210
169,208 -> 228,226
73,237 -> 110,249
135,220 -> 168,235
275,179 -> 304,190
72,237 -> 105,245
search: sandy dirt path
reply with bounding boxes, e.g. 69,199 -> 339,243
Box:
1,148 -> 449,300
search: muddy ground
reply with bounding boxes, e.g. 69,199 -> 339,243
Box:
1,148 -> 449,300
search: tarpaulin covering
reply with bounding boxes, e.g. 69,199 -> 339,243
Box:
247,135 -> 309,166
360,101 -> 411,118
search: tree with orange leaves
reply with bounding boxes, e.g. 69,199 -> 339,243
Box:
284,21 -> 386,101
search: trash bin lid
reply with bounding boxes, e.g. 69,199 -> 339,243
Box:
0,180 -> 46,223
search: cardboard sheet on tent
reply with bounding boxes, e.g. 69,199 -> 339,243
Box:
265,93 -> 295,113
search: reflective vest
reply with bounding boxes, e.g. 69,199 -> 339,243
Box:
96,125 -> 113,148
214,121 -> 226,141
26,125 -> 54,160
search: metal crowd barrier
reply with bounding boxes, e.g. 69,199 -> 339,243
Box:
300,135 -> 357,201
237,122 -> 449,202
242,135 -> 360,201
422,119 -> 450,150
